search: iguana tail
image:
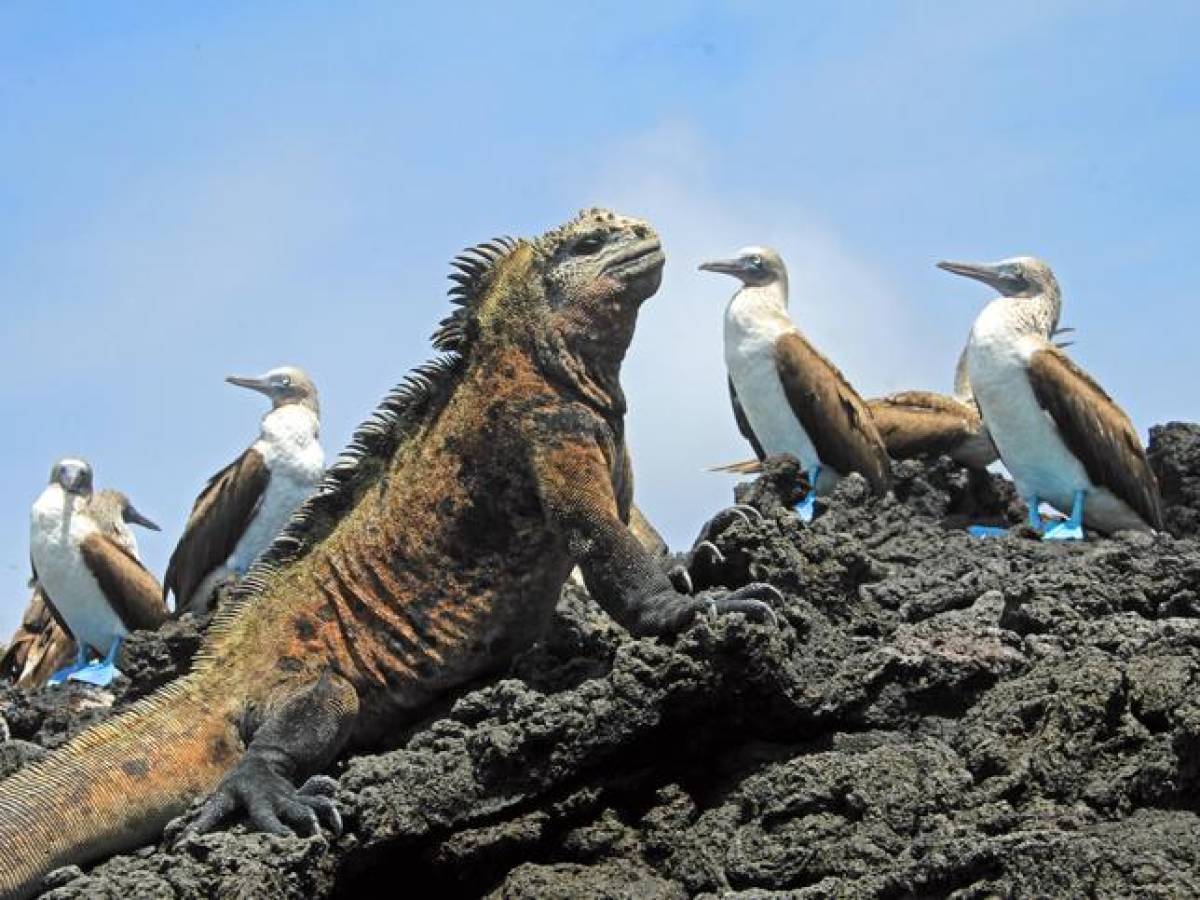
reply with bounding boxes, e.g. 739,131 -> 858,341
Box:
0,676 -> 239,899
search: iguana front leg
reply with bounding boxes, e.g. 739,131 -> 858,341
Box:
186,670 -> 358,837
535,439 -> 780,636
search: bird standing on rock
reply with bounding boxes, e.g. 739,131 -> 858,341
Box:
4,488 -> 161,687
28,459 -> 166,686
165,366 -> 324,615
700,246 -> 891,520
941,256 -> 1162,539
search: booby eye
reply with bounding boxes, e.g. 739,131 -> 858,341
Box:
749,255 -> 763,268
278,375 -> 292,387
573,234 -> 605,256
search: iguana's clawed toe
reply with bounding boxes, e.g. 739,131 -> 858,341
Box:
692,540 -> 725,565
184,758 -> 342,841
710,583 -> 782,627
666,564 -> 693,595
680,505 -> 765,592
298,775 -> 343,836
693,504 -> 762,547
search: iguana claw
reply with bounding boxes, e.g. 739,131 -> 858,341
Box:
679,505 -> 766,591
185,756 -> 342,840
695,505 -> 761,542
708,583 -> 782,628
666,564 -> 693,595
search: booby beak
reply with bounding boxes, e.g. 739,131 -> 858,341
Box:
225,374 -> 273,397
698,258 -> 746,277
937,260 -> 1009,292
122,504 -> 161,532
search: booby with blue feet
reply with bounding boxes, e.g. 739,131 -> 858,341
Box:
165,366 -> 324,615
4,488 -> 161,687
28,459 -> 167,686
700,246 -> 891,520
941,256 -> 1162,539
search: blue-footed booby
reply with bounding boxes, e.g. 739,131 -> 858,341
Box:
700,246 -> 890,519
4,489 -> 160,688
940,256 -> 1162,538
28,460 -> 167,686
868,301 -> 1077,470
165,366 -> 324,614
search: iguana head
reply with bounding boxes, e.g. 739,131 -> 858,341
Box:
536,207 -> 664,317
438,208 -> 662,377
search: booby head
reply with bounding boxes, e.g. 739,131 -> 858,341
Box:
699,246 -> 787,290
48,458 -> 94,497
226,366 -> 319,416
92,490 -> 161,532
937,257 -> 1059,302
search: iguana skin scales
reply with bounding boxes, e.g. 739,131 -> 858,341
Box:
0,209 -> 777,898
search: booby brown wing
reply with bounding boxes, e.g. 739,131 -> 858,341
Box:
0,586 -> 77,686
1027,346 -> 1163,530
79,533 -> 167,633
868,391 -> 992,462
773,331 -> 891,493
728,379 -> 766,460
164,449 -> 270,607
0,586 -> 51,681
26,559 -> 74,637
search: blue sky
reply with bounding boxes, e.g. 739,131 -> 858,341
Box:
1,2 -> 1197,636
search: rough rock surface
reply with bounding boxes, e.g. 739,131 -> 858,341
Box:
6,425 -> 1200,898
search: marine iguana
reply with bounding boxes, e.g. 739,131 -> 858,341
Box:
0,208 -> 778,898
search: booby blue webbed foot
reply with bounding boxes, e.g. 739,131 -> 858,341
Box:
1043,520 -> 1085,541
48,645 -> 90,686
68,660 -> 121,687
968,525 -> 1009,538
1042,490 -> 1086,541
1027,497 -> 1044,532
793,466 -> 821,522
67,636 -> 123,687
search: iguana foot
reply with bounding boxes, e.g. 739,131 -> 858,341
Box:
693,505 -> 762,545
185,756 -> 342,839
706,583 -> 783,628
677,505 -> 764,592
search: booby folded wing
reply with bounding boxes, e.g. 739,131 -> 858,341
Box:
0,586 -> 77,686
79,533 -> 167,632
164,449 -> 270,606
1027,346 -> 1163,530
774,332 -> 892,492
0,585 -> 54,680
868,391 -> 991,461
728,378 -> 766,460
25,560 -> 74,638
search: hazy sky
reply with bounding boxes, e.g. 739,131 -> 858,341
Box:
2,3 -> 1198,636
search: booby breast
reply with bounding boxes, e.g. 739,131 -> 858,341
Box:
30,485 -> 129,654
724,288 -> 821,475
227,404 -> 324,572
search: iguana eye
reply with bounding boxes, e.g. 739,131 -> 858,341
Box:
573,234 -> 605,256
